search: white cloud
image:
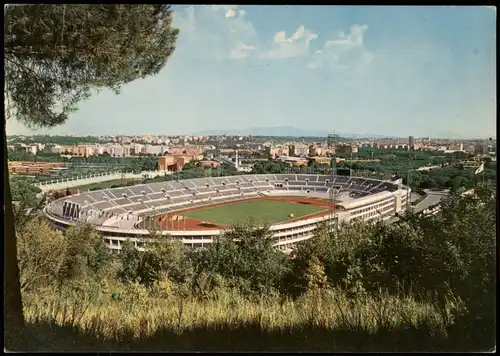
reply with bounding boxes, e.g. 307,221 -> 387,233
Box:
308,24 -> 373,71
225,9 -> 236,18
173,6 -> 257,62
230,42 -> 256,59
173,8 -> 368,68
265,25 -> 318,59
223,8 -> 246,19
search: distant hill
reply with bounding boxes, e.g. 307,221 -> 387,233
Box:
195,126 -> 323,137
195,126 -> 396,139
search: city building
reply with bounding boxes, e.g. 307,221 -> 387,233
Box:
276,156 -> 308,166
166,146 -> 203,156
474,144 -> 487,155
158,150 -> 204,172
8,161 -> 66,175
10,143 -> 38,155
288,144 -> 309,157
335,144 -> 358,155
309,156 -> 334,166
266,145 -> 288,158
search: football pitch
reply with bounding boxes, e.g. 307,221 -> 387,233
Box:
181,198 -> 327,226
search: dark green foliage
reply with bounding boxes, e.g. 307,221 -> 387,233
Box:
5,4 -> 179,129
282,223 -> 331,297
252,161 -> 289,174
10,178 -> 42,205
10,179 -> 44,230
119,239 -> 141,283
283,185 -> 496,338
193,222 -> 291,297
189,269 -> 227,301
137,234 -> 193,287
58,224 -> 107,283
8,135 -> 102,146
86,237 -> 110,277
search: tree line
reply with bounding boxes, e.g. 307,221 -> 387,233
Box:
7,135 -> 103,146
251,154 -> 496,191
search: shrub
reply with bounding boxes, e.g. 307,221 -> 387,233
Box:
137,234 -> 193,287
17,218 -> 67,292
118,239 -> 141,283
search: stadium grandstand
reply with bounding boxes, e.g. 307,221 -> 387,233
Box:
44,174 -> 410,254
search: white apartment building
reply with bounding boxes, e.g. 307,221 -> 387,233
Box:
26,144 -> 38,155
131,144 -> 143,156
45,144 -> 62,153
144,145 -> 166,155
109,145 -> 125,157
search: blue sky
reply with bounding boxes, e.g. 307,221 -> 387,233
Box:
7,5 -> 496,138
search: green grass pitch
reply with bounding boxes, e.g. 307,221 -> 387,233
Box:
181,199 -> 327,226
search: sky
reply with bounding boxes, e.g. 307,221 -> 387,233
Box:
6,6 -> 496,139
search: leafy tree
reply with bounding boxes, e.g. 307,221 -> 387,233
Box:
317,220 -> 380,295
8,150 -> 37,162
251,161 -> 287,174
189,269 -> 227,301
304,255 -> 329,292
8,135 -> 102,146
283,223 -> 331,297
58,224 -> 105,283
4,4 -> 179,349
16,218 -> 67,293
10,179 -> 43,230
86,236 -> 110,278
377,220 -> 428,295
195,221 -> 291,297
429,188 -> 496,309
137,233 -> 193,288
119,239 -> 141,283
396,186 -> 496,335
182,160 -> 200,171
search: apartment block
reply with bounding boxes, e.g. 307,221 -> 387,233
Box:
288,144 -> 309,157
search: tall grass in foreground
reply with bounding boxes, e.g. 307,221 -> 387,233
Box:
22,287 -> 461,351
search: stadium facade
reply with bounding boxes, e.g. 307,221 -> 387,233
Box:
44,174 -> 410,254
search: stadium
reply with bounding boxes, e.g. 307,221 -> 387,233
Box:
44,174 -> 410,254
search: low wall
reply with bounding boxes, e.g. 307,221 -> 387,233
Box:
38,170 -> 169,192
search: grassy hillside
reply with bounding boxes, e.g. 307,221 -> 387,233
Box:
15,184 -> 496,352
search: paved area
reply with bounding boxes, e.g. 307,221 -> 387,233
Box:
410,192 -> 420,202
386,189 -> 450,224
412,189 -> 449,213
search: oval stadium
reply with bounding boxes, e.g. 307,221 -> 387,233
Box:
44,174 -> 411,254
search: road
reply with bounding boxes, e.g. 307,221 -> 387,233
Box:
415,165 -> 441,172
385,188 -> 450,224
412,189 -> 448,213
